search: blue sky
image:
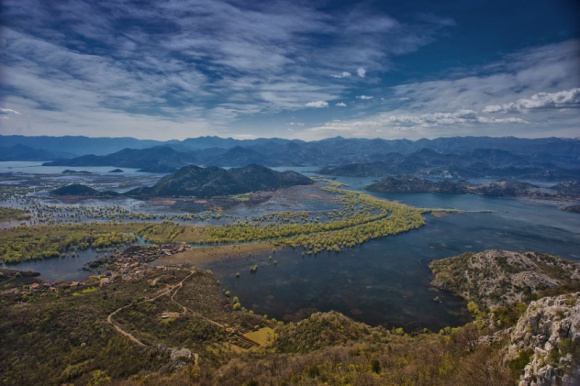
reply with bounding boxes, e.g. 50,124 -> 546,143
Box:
1,0 -> 579,141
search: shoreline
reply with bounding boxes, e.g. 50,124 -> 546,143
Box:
154,242 -> 277,266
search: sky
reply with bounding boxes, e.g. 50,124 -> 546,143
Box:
1,0 -> 579,141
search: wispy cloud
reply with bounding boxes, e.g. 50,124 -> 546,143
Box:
305,101 -> 329,108
1,0 -> 451,138
301,40 -> 580,140
483,88 -> 580,113
332,72 -> 352,78
0,108 -> 21,115
303,109 -> 528,140
389,40 -> 580,114
1,0 -> 577,140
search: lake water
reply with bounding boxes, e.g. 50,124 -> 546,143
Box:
1,249 -> 99,282
201,185 -> 580,331
0,161 -> 149,176
3,169 -> 579,330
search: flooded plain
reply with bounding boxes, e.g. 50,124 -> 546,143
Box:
2,162 -> 579,330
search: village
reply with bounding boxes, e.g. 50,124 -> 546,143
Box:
84,242 -> 189,283
1,243 -> 189,299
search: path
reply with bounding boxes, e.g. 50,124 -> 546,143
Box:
106,270 -> 196,347
107,268 -> 260,349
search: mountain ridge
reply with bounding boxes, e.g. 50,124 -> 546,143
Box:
3,134 -> 579,162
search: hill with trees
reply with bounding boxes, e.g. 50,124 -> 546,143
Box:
365,176 -> 580,199
127,164 -> 313,198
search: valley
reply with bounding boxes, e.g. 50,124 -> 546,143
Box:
0,136 -> 579,385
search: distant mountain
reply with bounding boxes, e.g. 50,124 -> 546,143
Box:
0,144 -> 73,161
43,146 -> 197,173
320,148 -> 580,181
127,164 -> 313,198
3,135 -> 579,166
204,146 -> 279,167
0,135 -> 166,156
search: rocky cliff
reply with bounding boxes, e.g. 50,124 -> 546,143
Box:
506,293 -> 579,386
430,250 -> 580,309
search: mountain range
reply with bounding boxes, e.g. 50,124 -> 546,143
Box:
3,135 -> 580,180
2,134 -> 578,161
319,148 -> 580,180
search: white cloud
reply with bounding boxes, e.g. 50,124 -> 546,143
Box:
356,95 -> 374,100
232,134 -> 257,140
332,72 -> 352,78
390,40 -> 580,115
305,100 -> 329,108
301,109 -> 529,141
289,122 -> 304,126
0,108 -> 21,115
483,88 -> 580,113
1,0 -> 456,138
335,102 -> 347,107
376,109 -> 527,127
2,1 -> 577,141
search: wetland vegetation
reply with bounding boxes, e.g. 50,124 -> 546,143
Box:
1,180 -> 431,263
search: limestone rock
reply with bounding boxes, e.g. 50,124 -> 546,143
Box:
430,250 -> 580,309
506,293 -> 579,386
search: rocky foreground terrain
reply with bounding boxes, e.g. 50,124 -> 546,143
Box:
431,250 -> 580,385
1,249 -> 578,385
430,250 -> 580,309
507,293 -> 580,386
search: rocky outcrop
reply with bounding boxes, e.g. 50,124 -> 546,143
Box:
430,250 -> 580,309
506,293 -> 580,386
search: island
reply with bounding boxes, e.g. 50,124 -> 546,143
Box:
365,175 -> 580,200
125,163 -> 313,198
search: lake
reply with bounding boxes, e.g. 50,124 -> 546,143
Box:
3,170 -> 579,331
190,183 -> 580,331
0,161 -> 149,176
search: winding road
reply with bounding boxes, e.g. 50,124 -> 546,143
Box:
107,268 -> 260,349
